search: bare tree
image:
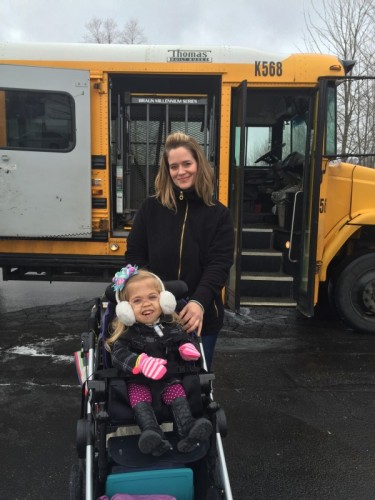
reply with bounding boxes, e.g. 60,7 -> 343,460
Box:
83,17 -> 146,45
303,0 -> 375,165
83,17 -> 120,44
120,19 -> 147,44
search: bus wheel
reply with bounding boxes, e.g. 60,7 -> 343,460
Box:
334,253 -> 375,333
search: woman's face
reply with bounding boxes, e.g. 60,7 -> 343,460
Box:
126,277 -> 162,324
168,146 -> 198,190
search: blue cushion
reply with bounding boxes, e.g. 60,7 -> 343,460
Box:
105,467 -> 193,500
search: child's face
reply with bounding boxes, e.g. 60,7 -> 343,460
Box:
126,277 -> 162,324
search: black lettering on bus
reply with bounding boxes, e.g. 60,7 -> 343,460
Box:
255,61 -> 283,77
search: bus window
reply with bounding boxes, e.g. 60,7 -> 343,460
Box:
1,89 -> 75,152
291,116 -> 307,155
325,85 -> 336,155
0,90 -> 6,147
246,126 -> 271,166
244,89 -> 310,168
244,117 -> 307,167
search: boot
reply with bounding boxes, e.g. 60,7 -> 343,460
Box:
171,396 -> 213,453
133,402 -> 172,456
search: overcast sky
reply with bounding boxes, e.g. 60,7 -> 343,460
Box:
0,0 -> 323,54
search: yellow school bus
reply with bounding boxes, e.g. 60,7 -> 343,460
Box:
0,42 -> 374,332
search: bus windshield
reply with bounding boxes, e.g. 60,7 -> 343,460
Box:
245,89 -> 310,166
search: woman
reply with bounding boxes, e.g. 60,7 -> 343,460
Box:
125,131 -> 234,370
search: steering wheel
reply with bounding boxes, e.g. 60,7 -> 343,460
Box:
254,143 -> 285,165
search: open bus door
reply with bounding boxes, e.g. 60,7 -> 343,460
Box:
109,89 -> 213,233
294,83 -> 326,317
0,65 -> 91,238
227,80 -> 247,311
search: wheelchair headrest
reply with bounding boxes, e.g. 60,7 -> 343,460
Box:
104,279 -> 188,304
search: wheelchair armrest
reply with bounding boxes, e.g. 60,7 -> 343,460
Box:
199,372 -> 215,395
87,380 -> 106,402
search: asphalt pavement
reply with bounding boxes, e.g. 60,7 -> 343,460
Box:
1,296 -> 375,499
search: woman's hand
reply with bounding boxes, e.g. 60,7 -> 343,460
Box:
179,301 -> 204,336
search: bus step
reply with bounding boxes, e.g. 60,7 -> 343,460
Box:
242,249 -> 283,273
242,227 -> 273,250
240,271 -> 294,298
240,296 -> 296,307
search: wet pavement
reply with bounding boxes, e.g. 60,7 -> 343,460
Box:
1,287 -> 375,499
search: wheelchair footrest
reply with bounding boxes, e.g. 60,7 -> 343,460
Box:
108,432 -> 209,467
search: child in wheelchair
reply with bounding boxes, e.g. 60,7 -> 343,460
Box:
106,264 -> 213,458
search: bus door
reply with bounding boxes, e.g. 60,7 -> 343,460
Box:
112,93 -> 212,232
294,85 -> 325,317
0,65 -> 91,238
227,81 -> 247,311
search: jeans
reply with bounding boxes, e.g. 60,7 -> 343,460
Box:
201,333 -> 218,371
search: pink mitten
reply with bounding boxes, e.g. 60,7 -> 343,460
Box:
179,343 -> 201,361
133,353 -> 167,380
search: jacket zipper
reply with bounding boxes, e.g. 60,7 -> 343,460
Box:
178,191 -> 188,280
214,298 -> 219,318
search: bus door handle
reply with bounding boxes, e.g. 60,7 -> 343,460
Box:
1,154 -> 10,162
288,190 -> 303,263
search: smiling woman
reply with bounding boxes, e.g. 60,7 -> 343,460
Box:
125,131 -> 235,370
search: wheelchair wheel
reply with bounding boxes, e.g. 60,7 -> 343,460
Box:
216,407 -> 228,438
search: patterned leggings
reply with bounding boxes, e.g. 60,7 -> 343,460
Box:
128,382 -> 186,408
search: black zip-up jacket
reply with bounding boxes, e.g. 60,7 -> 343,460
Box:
111,321 -> 200,383
125,190 -> 234,335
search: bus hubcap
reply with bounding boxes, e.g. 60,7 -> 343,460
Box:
362,281 -> 375,313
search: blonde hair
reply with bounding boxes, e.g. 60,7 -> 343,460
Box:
155,131 -> 215,211
106,269 -> 179,347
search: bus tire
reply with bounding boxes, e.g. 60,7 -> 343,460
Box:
334,252 -> 375,333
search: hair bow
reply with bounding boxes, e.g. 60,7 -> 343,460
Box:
112,264 -> 139,292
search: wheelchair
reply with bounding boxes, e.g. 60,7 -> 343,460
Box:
69,280 -> 233,500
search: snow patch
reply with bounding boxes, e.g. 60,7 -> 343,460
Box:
6,345 -> 73,363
